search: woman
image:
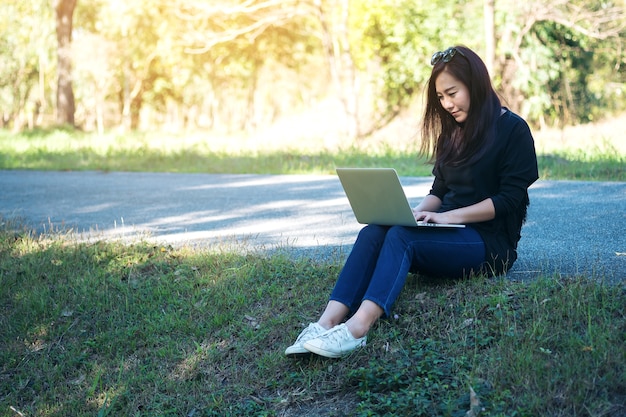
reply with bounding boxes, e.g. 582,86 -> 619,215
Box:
285,46 -> 539,358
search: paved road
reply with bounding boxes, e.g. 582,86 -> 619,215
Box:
2,170 -> 624,282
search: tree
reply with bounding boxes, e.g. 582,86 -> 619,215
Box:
495,0 -> 626,126
0,0 -> 55,129
4,0 -> 625,135
484,0 -> 495,76
315,0 -> 359,138
173,0 -> 326,132
354,0 -> 482,134
55,0 -> 77,126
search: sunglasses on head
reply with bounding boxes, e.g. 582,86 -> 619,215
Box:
430,47 -> 465,66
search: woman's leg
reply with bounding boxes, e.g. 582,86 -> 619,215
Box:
300,226 -> 485,357
317,300 -> 350,329
326,224 -> 390,315
285,225 -> 389,356
344,226 -> 486,337
363,225 -> 486,317
344,300 -> 383,338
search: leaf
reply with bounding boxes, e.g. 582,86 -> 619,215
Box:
244,315 -> 260,329
465,386 -> 482,417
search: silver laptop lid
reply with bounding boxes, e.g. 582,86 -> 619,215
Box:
336,168 -> 418,227
336,168 -> 465,228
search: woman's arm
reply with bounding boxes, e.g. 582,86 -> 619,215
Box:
414,197 -> 495,224
413,194 -> 442,213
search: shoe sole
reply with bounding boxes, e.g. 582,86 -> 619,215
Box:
302,343 -> 343,358
303,340 -> 365,358
284,346 -> 312,357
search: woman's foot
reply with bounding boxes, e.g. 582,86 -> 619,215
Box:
303,324 -> 367,358
284,323 -> 328,356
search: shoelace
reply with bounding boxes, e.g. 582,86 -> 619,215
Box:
296,324 -> 322,342
320,325 -> 353,344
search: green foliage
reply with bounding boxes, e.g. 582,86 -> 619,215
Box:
349,338 -> 470,416
357,0 -> 431,118
513,33 -> 562,123
353,0 -> 485,126
0,0 -> 55,124
348,274 -> 626,417
523,20 -> 617,126
496,0 -> 626,127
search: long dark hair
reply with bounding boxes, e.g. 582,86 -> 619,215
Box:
420,46 -> 501,167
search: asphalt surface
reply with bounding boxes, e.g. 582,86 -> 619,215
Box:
2,170 -> 625,282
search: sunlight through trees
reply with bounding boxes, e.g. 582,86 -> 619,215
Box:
0,0 -> 624,136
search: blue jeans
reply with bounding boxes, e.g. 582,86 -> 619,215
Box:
330,224 -> 486,317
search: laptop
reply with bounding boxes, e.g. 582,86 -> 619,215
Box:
336,168 -> 465,228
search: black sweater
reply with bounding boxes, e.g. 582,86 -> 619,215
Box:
429,109 -> 539,275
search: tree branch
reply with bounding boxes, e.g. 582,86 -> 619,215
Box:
533,1 -> 625,40
174,0 -> 314,54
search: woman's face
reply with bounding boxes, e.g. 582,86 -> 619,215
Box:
435,70 -> 470,123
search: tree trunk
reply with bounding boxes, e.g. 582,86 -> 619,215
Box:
55,0 -> 77,126
315,0 -> 360,139
483,0 -> 496,77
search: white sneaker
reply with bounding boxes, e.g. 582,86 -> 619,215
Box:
303,324 -> 367,358
285,323 -> 328,356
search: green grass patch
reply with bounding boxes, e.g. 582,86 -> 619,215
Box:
1,128 -> 624,180
0,128 -> 432,176
539,149 -> 626,181
1,223 -> 625,416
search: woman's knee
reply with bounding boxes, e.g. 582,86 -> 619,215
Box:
382,225 -> 414,245
357,224 -> 389,242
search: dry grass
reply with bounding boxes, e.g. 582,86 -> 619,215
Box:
238,99 -> 626,156
533,114 -> 626,155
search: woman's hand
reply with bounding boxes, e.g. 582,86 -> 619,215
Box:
412,210 -> 454,224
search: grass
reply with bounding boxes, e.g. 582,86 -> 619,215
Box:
0,128 -> 433,176
0,126 -> 625,180
0,223 -> 625,416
